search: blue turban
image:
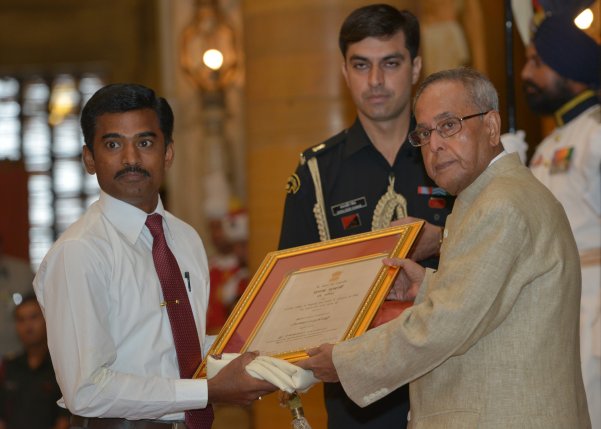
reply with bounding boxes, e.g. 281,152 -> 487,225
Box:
533,14 -> 601,87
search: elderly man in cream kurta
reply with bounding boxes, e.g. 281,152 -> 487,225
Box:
298,68 -> 590,429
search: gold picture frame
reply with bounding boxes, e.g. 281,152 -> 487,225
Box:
194,221 -> 423,378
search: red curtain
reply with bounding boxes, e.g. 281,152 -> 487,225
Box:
0,160 -> 29,261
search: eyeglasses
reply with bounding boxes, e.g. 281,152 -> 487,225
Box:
408,111 -> 491,147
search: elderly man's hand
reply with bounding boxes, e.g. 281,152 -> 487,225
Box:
207,352 -> 277,406
295,344 -> 339,383
392,217 -> 443,261
369,258 -> 425,327
384,258 -> 425,302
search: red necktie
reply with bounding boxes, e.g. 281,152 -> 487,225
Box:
146,213 -> 214,429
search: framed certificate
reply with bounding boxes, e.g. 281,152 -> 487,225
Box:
194,221 -> 423,378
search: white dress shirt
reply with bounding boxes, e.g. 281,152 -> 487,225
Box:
34,191 -> 212,420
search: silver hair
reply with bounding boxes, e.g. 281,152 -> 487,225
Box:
413,67 -> 499,112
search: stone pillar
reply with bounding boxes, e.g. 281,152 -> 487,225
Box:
158,0 -> 205,236
160,0 -> 245,250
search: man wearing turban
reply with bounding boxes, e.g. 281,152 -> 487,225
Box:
521,14 -> 601,429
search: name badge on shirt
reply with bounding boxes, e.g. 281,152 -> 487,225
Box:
550,146 -> 574,174
331,197 -> 367,216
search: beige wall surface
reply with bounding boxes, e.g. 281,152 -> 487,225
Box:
0,0 -> 160,88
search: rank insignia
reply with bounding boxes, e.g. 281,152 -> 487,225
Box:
285,174 -> 301,194
341,213 -> 361,230
550,146 -> 574,174
311,143 -> 326,152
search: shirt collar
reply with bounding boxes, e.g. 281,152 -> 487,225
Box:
488,149 -> 508,166
554,90 -> 600,127
98,191 -> 166,245
343,119 -> 373,158
342,117 -> 417,159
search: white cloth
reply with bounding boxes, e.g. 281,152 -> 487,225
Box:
530,104 -> 601,429
500,130 -> 528,164
33,191 -> 211,420
207,353 -> 318,394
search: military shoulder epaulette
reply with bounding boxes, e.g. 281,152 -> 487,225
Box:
299,129 -> 348,165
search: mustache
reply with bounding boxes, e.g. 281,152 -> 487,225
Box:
114,165 -> 151,179
365,89 -> 391,97
522,80 -> 541,94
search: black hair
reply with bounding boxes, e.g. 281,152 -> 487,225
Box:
80,83 -> 174,152
13,292 -> 40,318
339,4 -> 420,60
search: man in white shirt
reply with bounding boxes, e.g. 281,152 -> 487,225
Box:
521,15 -> 601,428
33,83 -> 276,429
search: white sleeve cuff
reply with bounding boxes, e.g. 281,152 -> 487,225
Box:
175,378 -> 208,409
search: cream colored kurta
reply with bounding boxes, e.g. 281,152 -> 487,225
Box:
333,154 -> 590,429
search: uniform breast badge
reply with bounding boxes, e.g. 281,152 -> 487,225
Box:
550,146 -> 574,174
417,186 -> 448,209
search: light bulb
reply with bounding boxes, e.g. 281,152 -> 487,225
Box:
574,8 -> 593,30
203,49 -> 224,70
